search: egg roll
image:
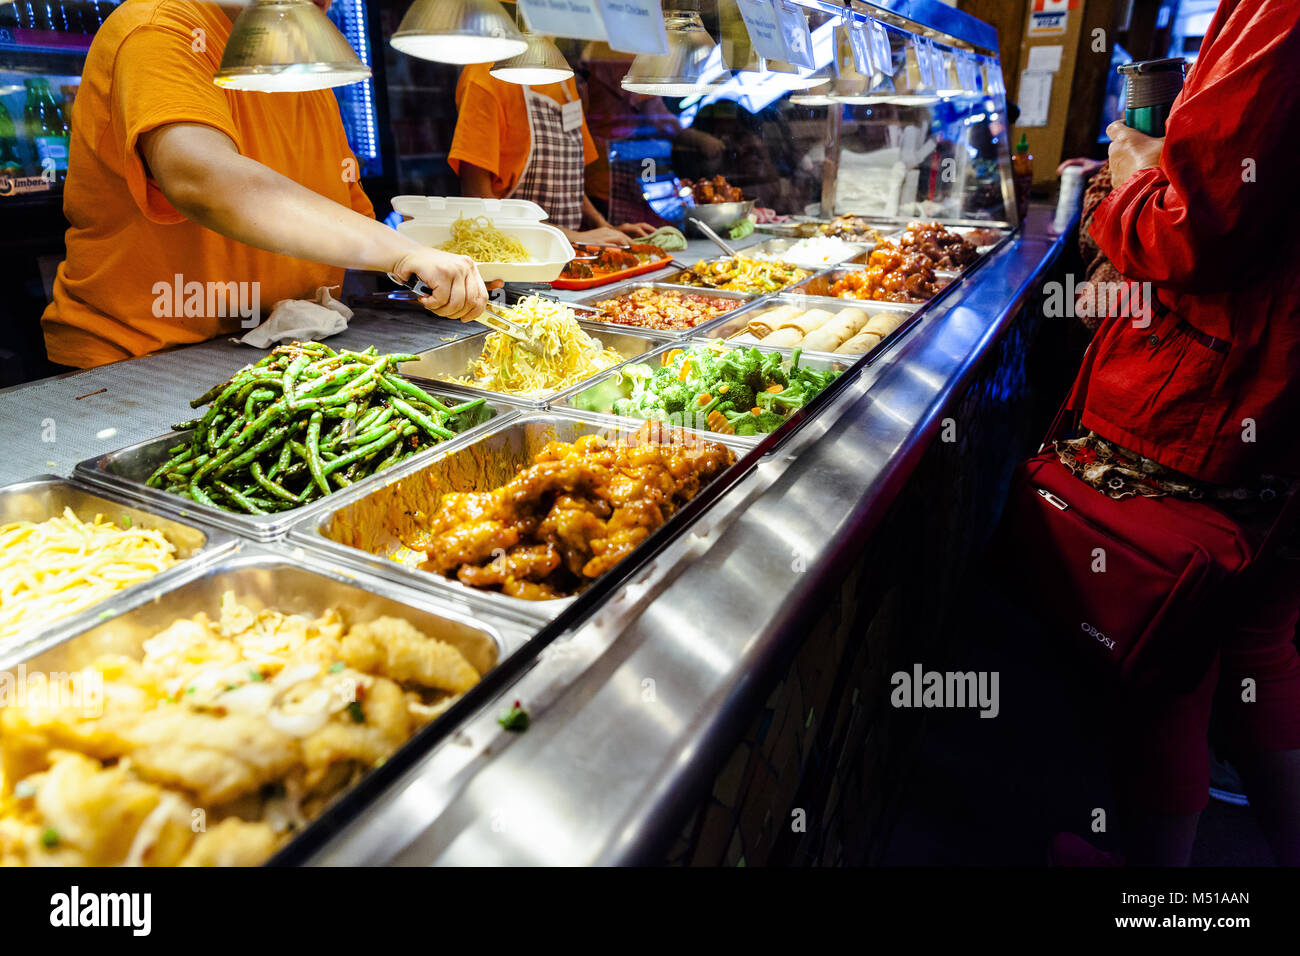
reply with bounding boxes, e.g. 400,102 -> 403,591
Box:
779,308 -> 834,335
760,327 -> 804,348
862,310 -> 908,337
836,331 -> 883,355
746,305 -> 800,338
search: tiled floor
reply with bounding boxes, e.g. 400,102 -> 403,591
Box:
878,565 -> 1274,867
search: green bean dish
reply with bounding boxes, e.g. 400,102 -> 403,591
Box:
148,341 -> 491,514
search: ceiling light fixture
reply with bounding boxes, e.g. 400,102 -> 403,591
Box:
215,0 -> 371,92
390,0 -> 527,65
490,33 -> 573,85
621,5 -> 730,96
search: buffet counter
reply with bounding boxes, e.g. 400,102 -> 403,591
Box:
0,208 -> 1070,865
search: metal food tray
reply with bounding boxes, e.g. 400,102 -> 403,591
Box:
745,236 -> 875,268
0,548 -> 534,866
654,255 -> 823,295
693,294 -> 920,362
553,339 -> 855,446
288,409 -> 752,623
73,391 -> 518,543
396,322 -> 674,409
0,475 -> 237,658
791,265 -> 959,303
568,282 -> 757,339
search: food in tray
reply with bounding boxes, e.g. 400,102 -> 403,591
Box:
437,214 -> 533,263
754,235 -> 864,270
0,592 -> 480,866
672,256 -> 809,293
0,508 -> 178,642
590,343 -> 840,436
680,175 -> 744,204
962,226 -> 1004,248
895,220 -> 979,269
753,207 -> 791,225
448,295 -> 625,396
589,287 -> 739,332
397,426 -> 735,601
558,242 -> 669,281
821,214 -> 881,243
150,342 -> 489,515
830,242 -> 946,303
737,304 -> 908,354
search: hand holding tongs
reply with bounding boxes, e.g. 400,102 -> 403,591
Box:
386,273 -> 557,357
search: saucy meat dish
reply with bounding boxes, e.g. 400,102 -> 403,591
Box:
400,427 -> 735,600
831,241 -> 943,303
895,221 -> 979,270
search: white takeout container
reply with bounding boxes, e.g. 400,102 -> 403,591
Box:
392,195 -> 575,283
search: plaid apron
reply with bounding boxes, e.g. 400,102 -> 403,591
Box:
506,85 -> 584,230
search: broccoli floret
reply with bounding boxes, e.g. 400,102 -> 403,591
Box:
754,410 -> 787,432
612,398 -> 638,417
659,381 -> 695,414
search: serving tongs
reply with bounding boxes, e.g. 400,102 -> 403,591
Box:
386,273 -> 558,358
690,217 -> 738,257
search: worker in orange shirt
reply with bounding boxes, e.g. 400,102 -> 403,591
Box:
42,0 -> 491,371
448,62 -> 653,246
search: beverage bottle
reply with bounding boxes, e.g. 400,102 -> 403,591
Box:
24,77 -> 70,181
1012,133 -> 1033,224
0,101 -> 24,177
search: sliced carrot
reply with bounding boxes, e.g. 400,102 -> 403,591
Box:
751,407 -> 761,415
765,384 -> 783,393
678,360 -> 694,380
696,392 -> 712,406
663,349 -> 684,367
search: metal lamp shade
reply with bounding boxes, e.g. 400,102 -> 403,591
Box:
621,10 -> 730,95
391,0 -> 527,65
215,0 -> 371,92
490,34 -> 573,85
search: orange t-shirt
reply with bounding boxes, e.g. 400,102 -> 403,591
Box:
41,0 -> 374,369
447,64 -> 597,198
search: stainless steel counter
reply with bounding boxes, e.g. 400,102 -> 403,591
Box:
0,212 -> 1069,864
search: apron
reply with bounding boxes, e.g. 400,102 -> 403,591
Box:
506,84 -> 585,230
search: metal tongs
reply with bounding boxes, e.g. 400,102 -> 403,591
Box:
386,273 -> 557,357
690,217 -> 738,257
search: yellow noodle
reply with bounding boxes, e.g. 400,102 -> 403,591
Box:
0,508 -> 177,641
437,215 -> 533,263
452,295 -> 624,395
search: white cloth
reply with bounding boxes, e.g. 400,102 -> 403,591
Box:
239,286 -> 353,349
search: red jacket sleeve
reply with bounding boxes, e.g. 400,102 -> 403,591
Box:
1090,0 -> 1300,296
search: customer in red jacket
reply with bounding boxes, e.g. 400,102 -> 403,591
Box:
1057,0 -> 1300,866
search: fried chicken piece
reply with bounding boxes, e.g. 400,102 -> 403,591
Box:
300,677 -> 411,789
120,709 -> 302,806
340,617 -> 480,693
180,818 -> 282,867
457,543 -> 561,587
500,578 -> 563,600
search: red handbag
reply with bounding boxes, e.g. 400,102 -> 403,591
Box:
997,407 -> 1297,690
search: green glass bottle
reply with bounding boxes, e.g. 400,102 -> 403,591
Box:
0,100 -> 24,177
24,77 -> 70,181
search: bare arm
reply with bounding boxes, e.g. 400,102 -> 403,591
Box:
141,123 -> 488,320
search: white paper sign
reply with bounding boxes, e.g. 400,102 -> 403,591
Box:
736,0 -> 790,63
912,37 -> 935,89
1026,44 -> 1063,73
774,0 -> 814,68
868,19 -> 893,77
598,0 -> 669,56
518,0 -> 608,43
1018,70 -> 1053,126
847,19 -> 873,74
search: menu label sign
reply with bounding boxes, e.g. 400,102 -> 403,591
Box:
598,0 -> 669,56
736,0 -> 790,63
773,0 -> 814,68
518,0 -> 608,42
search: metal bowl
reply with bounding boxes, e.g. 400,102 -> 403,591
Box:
684,200 -> 755,236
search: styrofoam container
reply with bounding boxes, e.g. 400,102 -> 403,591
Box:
392,195 -> 575,283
